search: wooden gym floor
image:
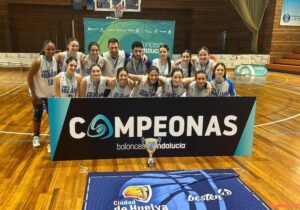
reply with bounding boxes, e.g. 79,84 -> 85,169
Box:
0,68 -> 299,209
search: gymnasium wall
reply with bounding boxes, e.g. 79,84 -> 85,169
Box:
0,0 -> 253,54
2,0 -> 299,58
269,0 -> 300,60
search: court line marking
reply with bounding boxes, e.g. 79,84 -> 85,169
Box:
255,113 -> 300,127
264,83 -> 300,95
0,139 -> 49,143
252,82 -> 300,127
0,130 -> 49,136
0,82 -> 25,85
254,131 -> 300,134
0,84 -> 24,97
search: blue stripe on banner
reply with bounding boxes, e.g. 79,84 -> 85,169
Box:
234,101 -> 256,155
200,170 -> 227,210
48,98 -> 71,160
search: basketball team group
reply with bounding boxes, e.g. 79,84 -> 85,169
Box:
27,37 -> 236,151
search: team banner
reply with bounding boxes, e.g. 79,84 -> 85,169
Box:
48,97 -> 256,161
83,169 -> 270,210
280,0 -> 300,26
83,18 -> 175,60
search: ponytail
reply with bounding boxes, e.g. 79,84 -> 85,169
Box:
167,56 -> 171,75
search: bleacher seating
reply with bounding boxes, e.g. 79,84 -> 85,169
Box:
0,53 -> 39,71
266,48 -> 300,74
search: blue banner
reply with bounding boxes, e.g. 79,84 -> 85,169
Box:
83,170 -> 270,210
280,0 -> 300,26
83,18 -> 175,60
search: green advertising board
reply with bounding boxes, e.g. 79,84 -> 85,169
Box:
83,18 -> 175,60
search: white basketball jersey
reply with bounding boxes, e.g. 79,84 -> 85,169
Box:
84,76 -> 107,97
33,55 -> 57,97
59,72 -> 78,98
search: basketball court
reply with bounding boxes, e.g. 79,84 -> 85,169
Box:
0,68 -> 299,209
0,0 -> 300,209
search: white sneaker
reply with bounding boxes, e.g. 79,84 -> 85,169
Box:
47,144 -> 51,154
32,136 -> 40,147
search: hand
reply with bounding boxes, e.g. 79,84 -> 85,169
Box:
142,54 -> 148,63
206,81 -> 212,92
175,58 -> 182,66
81,55 -> 87,65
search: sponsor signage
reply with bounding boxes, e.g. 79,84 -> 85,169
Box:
83,18 -> 175,60
83,170 -> 270,210
280,0 -> 300,26
48,97 -> 256,161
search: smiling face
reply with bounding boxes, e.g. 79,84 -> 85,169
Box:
171,71 -> 183,86
117,70 -> 128,87
66,60 -> 77,75
196,72 -> 207,89
159,47 -> 168,60
132,47 -> 143,60
90,45 -> 99,59
214,64 -> 226,80
67,40 -> 79,55
43,42 -> 56,60
108,42 -> 119,58
91,65 -> 101,82
181,52 -> 191,64
198,49 -> 209,65
148,69 -> 159,85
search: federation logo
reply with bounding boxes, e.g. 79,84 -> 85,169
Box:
87,114 -> 113,139
123,185 -> 152,203
283,14 -> 291,23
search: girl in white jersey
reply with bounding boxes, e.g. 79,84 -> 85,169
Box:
151,44 -> 175,77
187,70 -> 211,97
109,67 -> 135,98
27,40 -> 57,148
193,47 -> 216,78
54,56 -> 82,97
211,62 -> 236,97
129,66 -> 161,97
176,49 -> 195,78
79,64 -> 115,97
159,68 -> 196,97
82,42 -> 106,76
55,37 -> 85,75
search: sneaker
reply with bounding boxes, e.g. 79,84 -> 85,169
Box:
47,144 -> 51,154
32,136 -> 40,147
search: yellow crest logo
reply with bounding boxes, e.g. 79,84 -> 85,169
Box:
123,185 -> 152,203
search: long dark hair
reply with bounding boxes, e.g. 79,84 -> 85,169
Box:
159,44 -> 171,75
